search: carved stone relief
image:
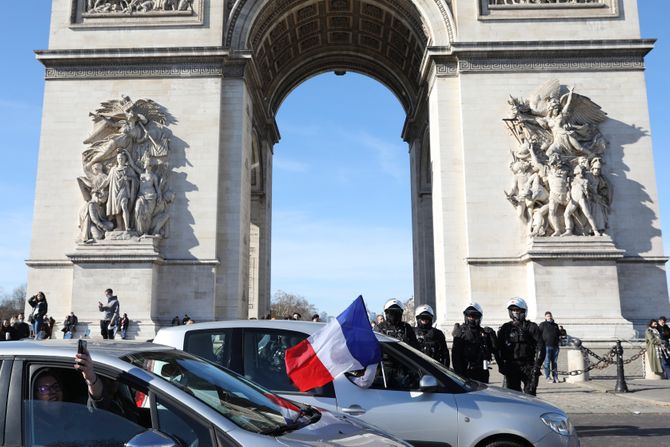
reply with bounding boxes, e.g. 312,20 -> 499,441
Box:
77,96 -> 175,243
84,0 -> 194,14
503,80 -> 611,237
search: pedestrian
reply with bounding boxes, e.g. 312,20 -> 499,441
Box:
98,288 -> 120,340
414,304 -> 450,367
497,297 -> 545,396
28,292 -> 48,338
47,316 -> 56,339
171,315 -> 180,326
14,313 -> 31,339
658,316 -> 670,348
182,314 -> 190,325
292,312 -> 302,321
311,313 -> 320,322
119,313 -> 129,339
452,303 -> 498,383
375,299 -> 419,349
62,312 -> 79,339
538,311 -> 561,383
1,319 -> 13,341
645,319 -> 670,379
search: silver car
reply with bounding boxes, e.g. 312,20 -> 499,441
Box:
0,340 -> 410,447
154,320 -> 580,447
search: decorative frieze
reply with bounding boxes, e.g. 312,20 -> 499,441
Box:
480,0 -> 616,19
434,57 -> 644,77
45,64 -> 223,80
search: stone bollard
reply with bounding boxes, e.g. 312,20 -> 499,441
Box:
566,348 -> 590,383
644,354 -> 664,379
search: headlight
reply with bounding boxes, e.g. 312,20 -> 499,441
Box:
540,413 -> 574,436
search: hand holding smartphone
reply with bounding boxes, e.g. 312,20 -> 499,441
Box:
78,339 -> 87,355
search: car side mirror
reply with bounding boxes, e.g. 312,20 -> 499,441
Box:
419,374 -> 438,392
125,429 -> 179,447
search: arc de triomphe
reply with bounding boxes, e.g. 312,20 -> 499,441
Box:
28,0 -> 669,339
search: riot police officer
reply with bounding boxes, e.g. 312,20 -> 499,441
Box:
452,303 -> 497,383
414,305 -> 450,367
497,297 -> 545,395
376,299 -> 419,349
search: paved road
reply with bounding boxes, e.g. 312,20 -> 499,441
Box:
571,414 -> 670,446
487,373 -> 670,445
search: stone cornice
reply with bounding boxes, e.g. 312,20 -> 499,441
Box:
424,39 -> 654,79
36,46 -> 230,80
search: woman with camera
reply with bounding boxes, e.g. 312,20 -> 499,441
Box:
28,292 -> 48,339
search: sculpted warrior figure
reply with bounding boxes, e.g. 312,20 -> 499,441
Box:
78,190 -> 114,242
134,159 -> 161,235
504,80 -> 610,237
588,157 -> 611,235
106,152 -> 138,231
529,149 -> 571,237
564,158 -> 598,236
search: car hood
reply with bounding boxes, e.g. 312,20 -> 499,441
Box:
467,383 -> 566,414
277,409 -> 410,446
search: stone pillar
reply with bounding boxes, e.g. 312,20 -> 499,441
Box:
526,236 -> 634,339
67,238 -> 162,340
428,61 -> 470,329
409,132 -> 436,310
215,64 -> 254,320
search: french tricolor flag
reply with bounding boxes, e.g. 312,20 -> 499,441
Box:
285,296 -> 381,392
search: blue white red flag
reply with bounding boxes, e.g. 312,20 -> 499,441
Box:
285,295 -> 381,392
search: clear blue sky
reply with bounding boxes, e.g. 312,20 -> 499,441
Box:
1,2 -> 668,318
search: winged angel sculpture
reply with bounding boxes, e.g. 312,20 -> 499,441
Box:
503,80 -> 612,237
76,95 -> 175,242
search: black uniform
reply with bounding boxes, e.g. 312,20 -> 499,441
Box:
415,326 -> 450,367
497,320 -> 545,395
452,322 -> 497,383
376,321 -> 419,349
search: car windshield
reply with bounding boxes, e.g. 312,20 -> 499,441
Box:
390,342 -> 479,391
122,350 -> 311,434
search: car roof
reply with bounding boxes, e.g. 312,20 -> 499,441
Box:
156,319 -> 398,342
0,339 -> 174,360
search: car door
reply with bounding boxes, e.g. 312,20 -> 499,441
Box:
333,343 -> 459,447
241,327 -> 338,411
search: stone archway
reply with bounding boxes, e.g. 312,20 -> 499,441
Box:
229,0 -> 451,318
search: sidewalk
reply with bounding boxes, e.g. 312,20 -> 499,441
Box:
488,370 -> 670,414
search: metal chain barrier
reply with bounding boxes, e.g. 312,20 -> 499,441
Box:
555,344 -> 646,377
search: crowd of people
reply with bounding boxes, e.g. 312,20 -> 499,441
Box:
373,297 -> 573,396
0,288 -> 132,341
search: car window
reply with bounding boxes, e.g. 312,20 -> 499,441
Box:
363,343 -> 427,391
184,329 -> 233,369
123,349 -> 300,434
242,328 -> 335,397
156,395 -> 213,447
24,366 -> 149,447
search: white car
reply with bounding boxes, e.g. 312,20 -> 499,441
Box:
0,340 -> 410,447
154,320 -> 580,447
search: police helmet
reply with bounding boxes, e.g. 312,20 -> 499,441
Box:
414,304 -> 434,319
384,299 -> 404,312
463,302 -> 483,325
506,297 -> 528,321
463,302 -> 483,317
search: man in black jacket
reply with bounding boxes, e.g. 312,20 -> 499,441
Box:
375,299 -> 419,349
658,316 -> 670,348
452,303 -> 497,383
538,311 -> 561,383
497,297 -> 545,395
414,304 -> 450,367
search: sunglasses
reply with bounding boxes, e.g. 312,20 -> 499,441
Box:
37,382 -> 61,395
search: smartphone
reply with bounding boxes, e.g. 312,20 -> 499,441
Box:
78,339 -> 87,355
